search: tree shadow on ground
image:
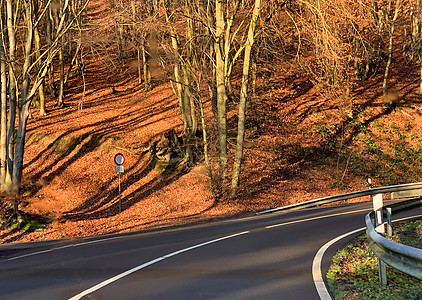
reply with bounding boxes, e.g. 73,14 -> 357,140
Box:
63,154 -> 202,221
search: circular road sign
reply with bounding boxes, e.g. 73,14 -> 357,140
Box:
114,153 -> 125,166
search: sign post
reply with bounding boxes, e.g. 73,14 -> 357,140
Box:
114,153 -> 125,213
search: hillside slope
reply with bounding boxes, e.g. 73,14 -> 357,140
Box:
2,0 -> 422,244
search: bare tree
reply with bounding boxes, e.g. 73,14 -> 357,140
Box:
0,23 -> 7,187
230,0 -> 261,197
33,0 -> 47,115
0,0 -> 89,195
214,0 -> 230,180
383,0 -> 403,96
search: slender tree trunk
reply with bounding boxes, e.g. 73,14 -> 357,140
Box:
224,0 -> 241,98
164,2 -> 192,134
34,5 -> 47,116
141,36 -> 151,92
118,23 -> 127,59
45,7 -> 55,95
215,0 -> 228,180
0,39 -> 7,188
230,0 -> 261,197
181,63 -> 195,163
185,0 -> 197,136
137,47 -> 142,84
181,0 -> 197,164
57,42 -> 65,108
64,47 -> 80,86
198,75 -> 216,199
6,0 -> 16,191
56,0 -> 65,109
202,0 -> 217,118
383,0 -> 402,95
12,0 -> 34,190
420,59 -> 422,100
114,0 -> 127,60
412,0 -> 422,100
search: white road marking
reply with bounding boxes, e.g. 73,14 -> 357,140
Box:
312,213 -> 422,300
265,208 -> 370,229
6,245 -> 73,261
312,227 -> 364,300
68,231 -> 250,300
5,235 -> 124,262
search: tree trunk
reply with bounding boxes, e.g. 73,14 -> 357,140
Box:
0,39 -> 7,188
184,0 -> 197,138
224,1 -> 241,98
383,0 -> 402,95
214,0 -> 228,180
230,0 -> 261,197
6,0 -> 16,192
57,44 -> 65,108
56,0 -> 65,109
12,0 -> 34,191
141,36 -> 151,92
118,23 -> 127,59
199,0 -> 217,118
114,0 -> 127,60
420,59 -> 422,100
34,5 -> 47,116
137,47 -> 142,84
198,75 -> 216,199
45,7 -> 55,95
164,2 -> 192,135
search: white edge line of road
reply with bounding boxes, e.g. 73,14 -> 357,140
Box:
68,231 -> 250,300
5,236 -> 124,262
313,213 -> 422,300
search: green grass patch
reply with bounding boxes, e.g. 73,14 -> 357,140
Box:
16,219 -> 47,232
327,221 -> 422,299
10,213 -> 49,232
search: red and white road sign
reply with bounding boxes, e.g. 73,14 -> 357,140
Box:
114,153 -> 125,166
114,153 -> 125,173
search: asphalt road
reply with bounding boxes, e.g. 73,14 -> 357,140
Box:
1,201 -> 421,300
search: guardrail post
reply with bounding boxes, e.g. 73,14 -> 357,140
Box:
377,207 -> 392,285
371,191 -> 388,285
373,193 -> 385,233
386,207 -> 392,237
378,259 -> 387,285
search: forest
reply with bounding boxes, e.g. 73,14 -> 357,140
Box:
1,0 -> 422,242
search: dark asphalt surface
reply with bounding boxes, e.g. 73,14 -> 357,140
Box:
1,201 -> 421,300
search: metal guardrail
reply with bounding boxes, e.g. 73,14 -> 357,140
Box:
256,182 -> 422,284
256,182 -> 422,215
365,198 -> 422,280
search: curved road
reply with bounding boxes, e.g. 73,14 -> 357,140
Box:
1,201 -> 421,300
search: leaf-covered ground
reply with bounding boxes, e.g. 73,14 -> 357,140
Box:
2,0 -> 422,244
